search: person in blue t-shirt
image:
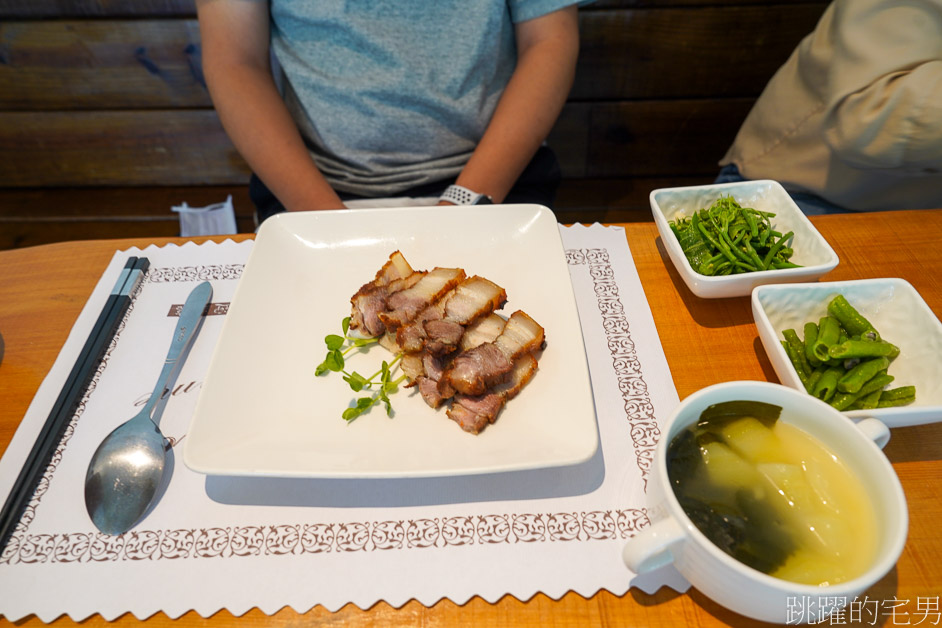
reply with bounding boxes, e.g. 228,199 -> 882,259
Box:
196,0 -> 587,222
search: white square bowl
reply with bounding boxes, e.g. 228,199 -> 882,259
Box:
753,279 -> 942,427
650,180 -> 839,298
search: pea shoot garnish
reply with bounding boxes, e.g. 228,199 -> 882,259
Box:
315,317 -> 408,421
668,196 -> 801,276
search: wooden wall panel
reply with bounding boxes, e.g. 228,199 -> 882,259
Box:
0,0 -> 829,19
592,0 -> 827,7
550,99 -> 755,178
0,7 -> 825,110
0,20 -> 208,110
572,5 -> 824,100
0,111 -> 250,186
0,186 -> 255,249
0,178 -> 699,250
0,100 -> 751,188
0,0 -> 195,18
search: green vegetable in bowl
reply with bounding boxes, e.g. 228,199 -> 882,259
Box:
780,295 -> 915,410
668,196 -> 801,276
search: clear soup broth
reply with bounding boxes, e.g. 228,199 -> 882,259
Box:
667,400 -> 878,586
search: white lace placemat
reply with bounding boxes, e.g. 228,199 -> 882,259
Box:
0,225 -> 688,622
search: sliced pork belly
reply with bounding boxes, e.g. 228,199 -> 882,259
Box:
446,354 -> 539,434
443,276 -> 507,325
423,276 -> 506,355
378,267 -> 466,332
494,310 -> 545,357
349,289 -> 387,338
441,342 -> 514,397
399,352 -> 425,381
412,354 -> 449,408
393,276 -> 505,356
416,376 -> 446,409
413,318 -> 500,409
459,313 -> 506,351
422,319 -> 465,355
441,310 -> 544,396
349,251 -> 422,338
446,395 -> 502,434
350,273 -> 424,338
394,289 -> 453,353
374,250 -> 414,285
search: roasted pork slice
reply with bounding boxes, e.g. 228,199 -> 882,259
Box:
399,352 -> 425,381
394,276 -> 505,356
446,395 -> 502,434
441,342 -> 514,397
349,251 -> 412,313
407,314 -> 507,406
349,288 -> 387,338
386,340 -> 450,408
441,310 -> 544,396
374,250 -> 414,285
443,276 -> 507,325
446,354 -> 539,434
378,267 -> 466,332
394,288 -> 453,353
459,313 -> 506,351
422,319 -> 466,355
350,269 -> 425,337
416,376 -> 446,409
396,322 -> 427,354
378,331 -> 400,355
413,354 -> 448,407
494,310 -> 545,357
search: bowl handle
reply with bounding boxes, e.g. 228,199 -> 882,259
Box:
855,417 -> 891,449
622,517 -> 685,574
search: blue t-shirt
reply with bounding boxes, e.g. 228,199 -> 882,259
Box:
270,0 -> 585,197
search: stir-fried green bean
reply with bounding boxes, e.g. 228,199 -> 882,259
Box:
668,196 -> 800,276
827,339 -> 900,360
803,322 -> 820,366
828,294 -> 880,340
838,357 -> 890,394
829,372 -> 894,411
812,316 -> 842,363
877,386 -> 917,408
811,366 -> 843,402
779,295 -> 916,410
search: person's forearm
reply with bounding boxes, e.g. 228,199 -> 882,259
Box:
196,0 -> 343,211
203,61 -> 344,211
451,8 -> 580,203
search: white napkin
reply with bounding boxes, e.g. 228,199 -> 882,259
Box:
172,196 -> 238,237
0,226 -> 688,622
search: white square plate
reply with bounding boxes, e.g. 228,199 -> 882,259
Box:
183,205 -> 599,478
753,279 -> 942,427
650,180 -> 839,298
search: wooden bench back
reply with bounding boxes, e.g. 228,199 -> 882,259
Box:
0,0 -> 828,248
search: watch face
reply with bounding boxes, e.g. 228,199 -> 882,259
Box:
474,196 -> 493,205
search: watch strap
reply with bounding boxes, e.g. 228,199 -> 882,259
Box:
440,184 -> 493,205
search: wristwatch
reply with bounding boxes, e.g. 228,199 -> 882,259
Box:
439,184 -> 493,205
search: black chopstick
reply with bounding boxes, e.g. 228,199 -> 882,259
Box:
0,256 -> 150,553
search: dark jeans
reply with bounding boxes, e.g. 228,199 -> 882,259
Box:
250,145 -> 562,225
715,164 -> 851,216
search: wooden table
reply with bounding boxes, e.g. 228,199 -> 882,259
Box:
1,210 -> 940,626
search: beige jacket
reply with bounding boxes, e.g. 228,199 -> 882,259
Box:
721,0 -> 942,211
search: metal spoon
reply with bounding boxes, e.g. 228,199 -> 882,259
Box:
84,281 -> 213,535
